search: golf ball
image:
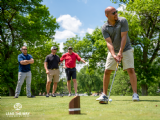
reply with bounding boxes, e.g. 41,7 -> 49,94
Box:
109,99 -> 112,102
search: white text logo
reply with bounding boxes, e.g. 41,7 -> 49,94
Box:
14,103 -> 22,110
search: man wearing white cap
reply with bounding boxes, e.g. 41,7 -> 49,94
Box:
44,46 -> 60,97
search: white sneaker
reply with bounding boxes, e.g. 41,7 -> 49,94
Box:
96,93 -> 108,101
75,93 -> 79,96
99,98 -> 108,104
68,93 -> 72,97
132,93 -> 139,101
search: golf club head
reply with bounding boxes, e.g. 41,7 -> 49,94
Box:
99,100 -> 108,104
99,98 -> 108,104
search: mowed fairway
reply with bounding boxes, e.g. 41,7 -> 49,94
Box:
1,96 -> 160,120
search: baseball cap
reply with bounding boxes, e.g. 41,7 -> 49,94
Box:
51,46 -> 58,50
68,46 -> 73,49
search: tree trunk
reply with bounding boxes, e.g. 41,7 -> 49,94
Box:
9,87 -> 15,96
141,84 -> 148,96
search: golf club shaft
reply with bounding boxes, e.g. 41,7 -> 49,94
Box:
108,62 -> 119,99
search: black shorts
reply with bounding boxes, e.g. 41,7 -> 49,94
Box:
65,68 -> 76,80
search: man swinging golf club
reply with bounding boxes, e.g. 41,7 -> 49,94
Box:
96,6 -> 139,103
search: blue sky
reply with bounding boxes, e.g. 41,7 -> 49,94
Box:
41,0 -> 123,52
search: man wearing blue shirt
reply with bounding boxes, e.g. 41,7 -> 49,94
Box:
14,46 -> 35,98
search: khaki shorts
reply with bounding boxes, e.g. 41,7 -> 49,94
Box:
47,69 -> 60,82
105,48 -> 134,70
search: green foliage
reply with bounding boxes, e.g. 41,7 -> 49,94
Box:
148,82 -> 160,96
56,78 -> 67,94
118,0 -> 160,95
110,0 -> 131,4
109,69 -> 141,96
109,69 -> 131,96
77,65 -> 103,95
0,0 -> 59,95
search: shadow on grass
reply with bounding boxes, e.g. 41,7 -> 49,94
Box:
69,113 -> 87,115
114,100 -> 160,102
80,113 -> 87,115
1,97 -> 15,99
1,96 -> 29,99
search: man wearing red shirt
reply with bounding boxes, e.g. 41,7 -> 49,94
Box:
60,46 -> 86,96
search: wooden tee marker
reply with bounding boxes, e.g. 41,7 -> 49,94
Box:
69,96 -> 80,114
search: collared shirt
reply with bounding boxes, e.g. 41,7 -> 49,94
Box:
18,53 -> 33,72
101,17 -> 132,53
60,52 -> 81,68
45,54 -> 60,69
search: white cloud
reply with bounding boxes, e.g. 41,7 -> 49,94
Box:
55,14 -> 94,50
117,4 -> 126,11
55,14 -> 94,41
79,28 -> 94,37
54,30 -> 76,41
57,14 -> 82,33
59,42 -> 64,52
117,4 -> 136,16
87,28 -> 94,34
79,30 -> 86,37
78,28 -> 94,37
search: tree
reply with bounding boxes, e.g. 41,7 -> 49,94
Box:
118,0 -> 160,95
0,0 -> 59,96
110,0 -> 133,4
109,69 -> 136,96
77,65 -> 103,95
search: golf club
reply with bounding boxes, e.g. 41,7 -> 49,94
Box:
108,61 -> 119,100
60,63 -> 64,97
99,61 -> 119,104
60,78 -> 63,97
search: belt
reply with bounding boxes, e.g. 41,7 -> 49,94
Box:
50,68 -> 59,70
67,67 -> 75,69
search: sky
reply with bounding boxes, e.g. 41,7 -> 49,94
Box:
41,0 -> 124,52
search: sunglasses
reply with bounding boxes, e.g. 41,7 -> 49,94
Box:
22,49 -> 27,50
112,10 -> 118,15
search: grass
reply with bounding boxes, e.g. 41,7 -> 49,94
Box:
1,96 -> 160,120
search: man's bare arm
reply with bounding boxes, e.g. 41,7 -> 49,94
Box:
44,62 -> 48,71
105,37 -> 117,60
20,58 -> 34,65
117,31 -> 127,62
80,59 -> 86,63
27,58 -> 34,64
119,31 -> 127,54
44,62 -> 49,74
20,60 -> 30,65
